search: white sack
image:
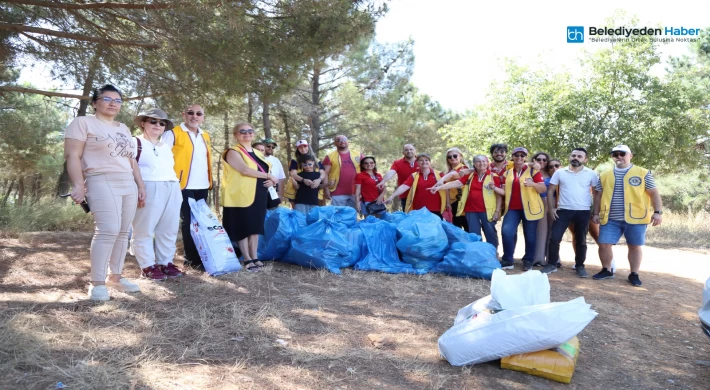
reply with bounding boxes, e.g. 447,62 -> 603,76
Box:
490,269 -> 550,309
189,198 -> 241,276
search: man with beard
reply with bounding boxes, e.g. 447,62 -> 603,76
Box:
378,144 -> 419,210
489,143 -> 513,176
542,148 -> 599,278
260,138 -> 286,205
323,135 -> 363,208
591,145 -> 662,287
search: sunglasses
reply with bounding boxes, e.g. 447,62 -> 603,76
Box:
447,154 -> 459,159
265,145 -> 275,149
512,153 -> 527,158
99,96 -> 123,104
185,110 -> 204,116
302,163 -> 314,166
145,118 -> 167,126
611,151 -> 626,158
239,129 -> 254,134
535,157 -> 547,162
550,164 -> 561,168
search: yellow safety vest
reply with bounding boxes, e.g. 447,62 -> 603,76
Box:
170,127 -> 213,190
446,163 -> 467,203
503,167 -> 544,221
220,146 -> 272,208
405,170 -> 446,214
599,165 -> 652,225
457,171 -> 498,221
326,150 -> 361,192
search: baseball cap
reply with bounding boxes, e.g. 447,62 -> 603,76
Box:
611,145 -> 631,154
295,140 -> 309,147
512,147 -> 528,155
261,138 -> 277,147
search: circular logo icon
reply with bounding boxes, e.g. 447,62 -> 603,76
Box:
354,156 -> 361,163
629,176 -> 642,186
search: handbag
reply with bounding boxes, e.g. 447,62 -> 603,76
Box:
366,201 -> 386,214
267,185 -> 281,209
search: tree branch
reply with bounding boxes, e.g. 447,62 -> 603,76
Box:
0,22 -> 159,48
0,85 -> 158,101
3,0 -> 173,10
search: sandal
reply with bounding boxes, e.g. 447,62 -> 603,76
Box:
243,260 -> 260,272
253,259 -> 265,268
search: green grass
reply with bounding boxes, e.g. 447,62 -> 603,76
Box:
0,200 -> 93,236
644,210 -> 710,249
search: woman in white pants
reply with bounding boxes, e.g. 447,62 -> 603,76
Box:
130,108 -> 184,281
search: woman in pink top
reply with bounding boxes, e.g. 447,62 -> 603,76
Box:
64,84 -> 146,301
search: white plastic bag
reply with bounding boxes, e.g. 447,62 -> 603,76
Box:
490,269 -> 550,309
189,198 -> 241,276
438,297 -> 597,366
454,295 -> 502,325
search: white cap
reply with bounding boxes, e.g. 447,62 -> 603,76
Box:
295,140 -> 309,147
611,145 -> 632,154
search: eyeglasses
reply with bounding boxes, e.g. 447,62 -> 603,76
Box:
535,157 -> 547,162
239,129 -> 254,134
185,111 -> 204,116
611,151 -> 626,158
336,137 -> 348,143
551,164 -> 561,168
447,154 -> 458,159
99,96 -> 123,104
303,163 -> 314,166
512,154 -> 526,158
145,118 -> 166,127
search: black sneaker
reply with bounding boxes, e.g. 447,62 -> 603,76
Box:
593,268 -> 615,280
532,261 -> 544,267
523,262 -> 533,271
628,272 -> 642,287
500,261 -> 514,270
555,262 -> 562,268
541,264 -> 558,274
575,267 -> 588,278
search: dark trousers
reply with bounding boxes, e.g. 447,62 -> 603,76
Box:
400,198 -> 407,211
548,209 -> 590,267
451,201 -> 469,232
180,188 -> 209,267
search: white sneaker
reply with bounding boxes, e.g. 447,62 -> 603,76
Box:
88,285 -> 110,301
105,278 -> 141,293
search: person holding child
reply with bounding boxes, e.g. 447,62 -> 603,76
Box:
291,154 -> 324,215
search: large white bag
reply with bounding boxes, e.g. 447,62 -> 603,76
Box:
438,297 -> 597,366
189,198 -> 241,276
490,269 -> 550,309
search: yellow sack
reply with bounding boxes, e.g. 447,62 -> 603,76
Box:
500,336 -> 580,384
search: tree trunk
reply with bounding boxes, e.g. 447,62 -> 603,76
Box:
262,100 -> 272,139
278,103 -> 292,162
2,179 -> 14,207
247,93 -> 254,124
30,173 -> 42,205
17,176 -> 25,207
309,62 -> 322,156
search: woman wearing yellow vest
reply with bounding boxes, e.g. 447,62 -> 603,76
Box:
435,147 -> 469,230
429,155 -> 503,248
221,123 -> 278,272
384,154 -> 448,218
497,147 -> 547,271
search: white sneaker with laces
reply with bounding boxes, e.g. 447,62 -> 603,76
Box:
105,278 -> 141,293
88,285 -> 110,301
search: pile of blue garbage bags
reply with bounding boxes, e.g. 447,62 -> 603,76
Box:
257,206 -> 501,279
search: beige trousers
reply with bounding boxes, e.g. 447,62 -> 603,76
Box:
130,181 -> 182,268
86,173 -> 137,282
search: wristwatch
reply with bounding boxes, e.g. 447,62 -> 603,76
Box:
654,210 -> 663,215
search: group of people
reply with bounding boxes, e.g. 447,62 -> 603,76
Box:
64,84 -> 663,301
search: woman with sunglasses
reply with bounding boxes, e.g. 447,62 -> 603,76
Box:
531,151 -> 553,266
355,156 -> 385,217
129,108 -> 184,281
221,123 -> 278,272
439,148 -> 469,230
64,84 -> 146,301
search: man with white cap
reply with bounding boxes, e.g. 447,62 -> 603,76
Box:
591,145 -> 663,286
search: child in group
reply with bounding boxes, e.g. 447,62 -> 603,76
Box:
292,155 -> 324,215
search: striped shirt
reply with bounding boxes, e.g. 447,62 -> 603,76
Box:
595,165 -> 656,221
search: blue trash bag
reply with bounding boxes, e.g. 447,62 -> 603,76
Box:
260,208 -> 307,261
354,220 -> 427,274
433,241 -> 501,279
284,219 -> 352,274
306,206 -> 358,226
256,209 -> 274,259
360,215 -> 381,224
441,221 -> 481,246
383,211 -> 407,224
342,226 -> 365,268
395,208 -> 449,264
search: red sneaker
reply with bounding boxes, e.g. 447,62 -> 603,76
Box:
160,263 -> 184,279
141,265 -> 167,281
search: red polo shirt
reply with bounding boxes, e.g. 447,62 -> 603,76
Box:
390,157 -> 420,199
355,171 -> 383,202
459,172 -> 502,213
403,171 -> 443,213
500,166 -> 543,210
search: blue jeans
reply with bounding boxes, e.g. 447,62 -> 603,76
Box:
501,209 -> 539,264
466,212 -> 499,249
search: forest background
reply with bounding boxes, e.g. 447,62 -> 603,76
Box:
0,1 -> 709,246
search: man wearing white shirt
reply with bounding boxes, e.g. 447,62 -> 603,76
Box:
261,137 -> 286,205
161,104 -> 213,271
542,148 -> 599,278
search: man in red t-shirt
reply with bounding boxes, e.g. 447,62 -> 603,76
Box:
378,144 -> 419,210
497,147 -> 547,270
323,135 -> 363,208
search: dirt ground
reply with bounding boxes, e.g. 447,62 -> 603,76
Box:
1,232 -> 709,390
